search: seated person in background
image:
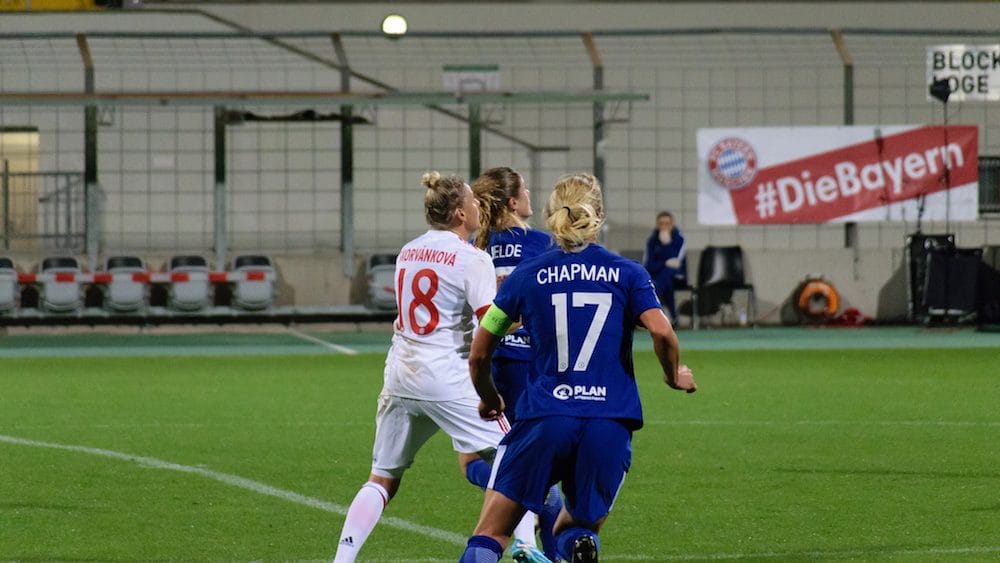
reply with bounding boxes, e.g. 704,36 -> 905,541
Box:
643,211 -> 687,324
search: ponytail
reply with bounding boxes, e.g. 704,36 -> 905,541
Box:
544,173 -> 604,251
471,167 -> 526,249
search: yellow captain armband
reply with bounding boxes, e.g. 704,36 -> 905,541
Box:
480,304 -> 514,336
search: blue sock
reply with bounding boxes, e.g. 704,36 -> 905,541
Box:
465,458 -> 491,489
555,527 -> 600,561
459,535 -> 502,563
539,485 -> 563,560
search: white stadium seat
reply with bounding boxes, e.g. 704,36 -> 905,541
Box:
167,255 -> 210,312
365,253 -> 398,310
39,256 -> 83,313
103,255 -> 147,312
0,257 -> 18,313
230,254 -> 276,311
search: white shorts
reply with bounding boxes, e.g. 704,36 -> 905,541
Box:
370,393 -> 510,479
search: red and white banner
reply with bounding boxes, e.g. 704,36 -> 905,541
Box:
697,126 -> 979,225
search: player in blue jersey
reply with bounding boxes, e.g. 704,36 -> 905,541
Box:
471,167 -> 562,562
471,167 -> 553,425
459,173 -> 697,563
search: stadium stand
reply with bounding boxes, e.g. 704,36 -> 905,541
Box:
0,252 -> 395,326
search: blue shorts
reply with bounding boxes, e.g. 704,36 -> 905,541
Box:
493,357 -> 530,423
488,416 -> 632,525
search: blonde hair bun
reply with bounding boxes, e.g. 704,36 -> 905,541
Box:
422,171 -> 442,190
421,171 -> 469,229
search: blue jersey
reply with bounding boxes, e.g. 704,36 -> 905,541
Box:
493,244 -> 662,429
488,227 -> 554,361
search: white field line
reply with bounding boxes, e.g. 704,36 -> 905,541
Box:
2,434 -> 998,562
287,327 -> 358,355
0,433 -> 463,546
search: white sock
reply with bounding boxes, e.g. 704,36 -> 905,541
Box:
512,510 -> 538,547
333,482 -> 389,563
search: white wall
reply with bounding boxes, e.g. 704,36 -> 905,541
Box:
184,2 -> 1000,33
3,3 -> 999,321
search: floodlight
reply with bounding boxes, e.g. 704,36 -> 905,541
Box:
381,14 -> 408,38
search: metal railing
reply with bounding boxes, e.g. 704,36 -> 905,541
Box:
2,161 -> 86,251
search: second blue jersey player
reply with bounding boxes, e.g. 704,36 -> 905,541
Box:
472,167 -> 553,422
471,167 -> 560,562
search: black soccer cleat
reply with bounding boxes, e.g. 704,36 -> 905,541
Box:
571,534 -> 598,563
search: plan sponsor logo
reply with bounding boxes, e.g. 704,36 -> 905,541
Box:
501,333 -> 531,348
552,384 -> 607,402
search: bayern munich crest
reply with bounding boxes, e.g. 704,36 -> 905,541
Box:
707,137 -> 758,190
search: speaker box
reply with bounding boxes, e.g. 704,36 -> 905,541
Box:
923,247 -> 982,314
906,233 -> 955,321
977,247 -> 1000,325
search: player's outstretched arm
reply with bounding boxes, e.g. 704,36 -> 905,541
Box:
638,307 -> 697,393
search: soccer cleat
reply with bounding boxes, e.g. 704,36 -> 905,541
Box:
571,534 -> 598,563
511,539 -> 553,563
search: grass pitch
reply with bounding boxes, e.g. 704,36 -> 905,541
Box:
0,329 -> 997,561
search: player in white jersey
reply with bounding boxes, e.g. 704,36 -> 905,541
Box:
333,171 -> 510,563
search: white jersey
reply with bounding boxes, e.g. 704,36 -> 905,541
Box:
383,229 -> 497,401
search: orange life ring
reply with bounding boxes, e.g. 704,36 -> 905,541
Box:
796,278 -> 839,319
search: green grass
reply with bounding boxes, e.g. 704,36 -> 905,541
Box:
1,347 -> 998,561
